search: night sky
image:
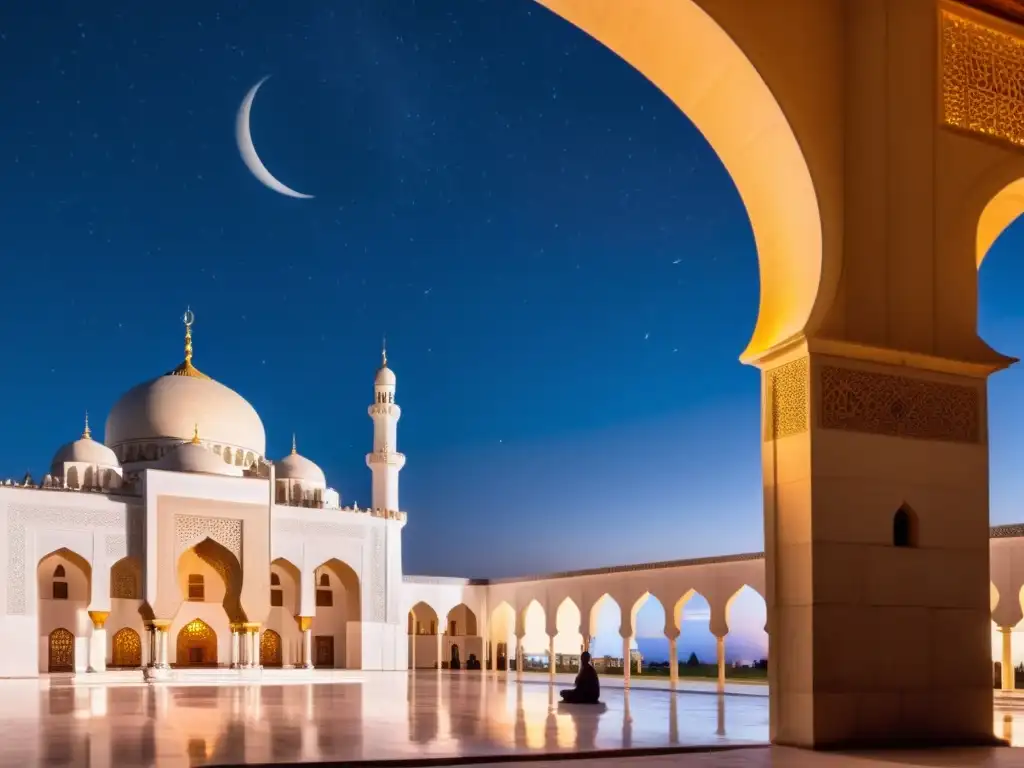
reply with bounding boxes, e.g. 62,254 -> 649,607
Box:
1,0 -> 1023,593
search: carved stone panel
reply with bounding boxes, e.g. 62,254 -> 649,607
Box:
764,357 -> 810,441
819,365 -> 981,443
174,515 -> 242,563
941,8 -> 1024,147
6,504 -> 127,615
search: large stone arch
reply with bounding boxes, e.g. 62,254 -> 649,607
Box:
310,558 -> 361,669
175,537 -> 245,624
534,0 -> 831,361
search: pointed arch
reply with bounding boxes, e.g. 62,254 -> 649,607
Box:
409,601 -> 439,635
445,603 -> 478,636
177,537 -> 245,623
176,618 -> 217,666
110,556 -> 141,600
111,627 -> 142,668
554,596 -> 583,656
260,629 -> 283,667
535,0 -> 829,361
48,627 -> 74,672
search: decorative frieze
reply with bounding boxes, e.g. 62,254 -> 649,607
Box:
273,518 -> 368,540
764,357 -> 809,441
941,8 -> 1024,147
819,365 -> 980,443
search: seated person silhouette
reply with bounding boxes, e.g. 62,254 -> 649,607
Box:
466,653 -> 481,670
560,651 -> 600,704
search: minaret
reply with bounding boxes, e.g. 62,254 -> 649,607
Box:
365,341 -> 406,511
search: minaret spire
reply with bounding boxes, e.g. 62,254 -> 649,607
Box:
291,433 -> 297,455
191,423 -> 201,445
367,346 -> 405,512
381,334 -> 388,367
82,411 -> 91,440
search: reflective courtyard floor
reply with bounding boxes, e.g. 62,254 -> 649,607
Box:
0,671 -> 767,766
3,672 -> 1024,766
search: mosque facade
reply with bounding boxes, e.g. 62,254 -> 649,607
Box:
0,313 -> 408,678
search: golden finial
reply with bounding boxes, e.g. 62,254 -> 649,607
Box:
169,307 -> 211,380
191,423 -> 201,445
381,335 -> 388,367
183,306 -> 194,366
82,411 -> 91,440
291,433 -> 297,455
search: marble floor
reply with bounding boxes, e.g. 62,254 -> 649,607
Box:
3,672 -> 1024,766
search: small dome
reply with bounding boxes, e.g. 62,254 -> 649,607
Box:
375,345 -> 396,387
51,416 -> 120,473
158,437 -> 243,477
276,437 -> 326,485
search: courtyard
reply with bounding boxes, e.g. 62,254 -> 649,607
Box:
0,672 -> 1022,766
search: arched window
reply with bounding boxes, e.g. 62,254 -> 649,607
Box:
270,573 -> 280,586
893,506 -> 916,548
188,574 -> 205,601
319,573 -> 330,587
53,565 -> 66,579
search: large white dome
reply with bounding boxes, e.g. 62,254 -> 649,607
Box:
104,319 -> 266,457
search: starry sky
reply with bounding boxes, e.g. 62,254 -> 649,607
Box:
1,0 -> 1023,612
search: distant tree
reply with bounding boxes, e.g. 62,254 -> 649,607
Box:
754,659 -> 768,670
686,652 -> 700,667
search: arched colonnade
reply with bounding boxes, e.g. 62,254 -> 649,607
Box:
35,544 -> 362,672
403,554 -> 765,688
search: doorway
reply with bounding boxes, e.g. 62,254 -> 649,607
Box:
314,635 -> 334,668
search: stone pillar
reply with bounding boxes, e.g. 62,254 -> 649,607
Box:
152,620 -> 171,668
515,636 -> 524,679
247,625 -> 261,669
230,626 -> 240,668
621,635 -> 631,689
1001,627 -> 1015,692
88,611 -> 109,673
298,617 -> 314,669
548,636 -> 556,679
761,350 -> 998,746
667,634 -> 679,686
436,631 -> 443,672
716,636 -> 725,691
583,635 -> 591,653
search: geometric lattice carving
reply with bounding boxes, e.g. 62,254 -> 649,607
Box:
764,357 -> 809,441
174,514 -> 242,563
941,9 -> 1024,147
6,503 -> 127,615
819,365 -> 981,443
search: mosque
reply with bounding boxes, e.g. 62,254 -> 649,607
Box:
7,312 -> 1024,696
0,311 -> 410,679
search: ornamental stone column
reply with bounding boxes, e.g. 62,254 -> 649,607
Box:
88,611 -> 109,673
298,617 -> 314,669
1001,627 -> 1015,692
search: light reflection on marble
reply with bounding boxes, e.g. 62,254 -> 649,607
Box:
0,672 -> 770,766
2,676 -> 1023,766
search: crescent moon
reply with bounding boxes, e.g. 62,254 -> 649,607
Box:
235,77 -> 314,200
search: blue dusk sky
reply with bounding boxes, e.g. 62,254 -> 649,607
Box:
1,0 -> 1023,653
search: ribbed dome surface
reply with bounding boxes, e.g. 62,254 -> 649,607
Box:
157,442 -> 244,477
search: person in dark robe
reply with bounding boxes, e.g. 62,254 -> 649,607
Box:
450,644 -> 461,670
560,651 -> 600,704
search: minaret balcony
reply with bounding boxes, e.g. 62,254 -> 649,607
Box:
365,450 -> 406,469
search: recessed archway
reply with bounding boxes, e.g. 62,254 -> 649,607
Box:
176,618 -> 217,666
111,627 -> 142,668
48,627 -> 74,673
260,628 -> 283,667
311,558 -> 361,669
